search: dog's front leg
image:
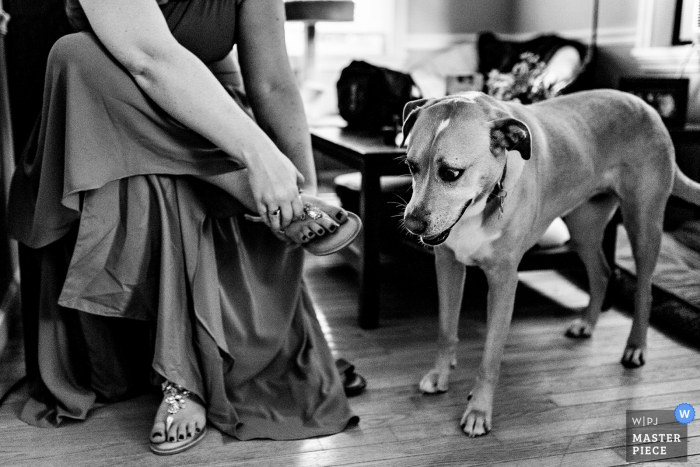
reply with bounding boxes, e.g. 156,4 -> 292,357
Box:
420,245 -> 466,394
461,262 -> 518,437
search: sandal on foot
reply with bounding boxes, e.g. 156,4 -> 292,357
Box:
336,358 -> 367,397
246,201 -> 362,257
302,205 -> 362,256
149,382 -> 208,456
150,426 -> 208,456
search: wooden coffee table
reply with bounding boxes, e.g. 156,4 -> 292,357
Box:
310,126 -> 408,329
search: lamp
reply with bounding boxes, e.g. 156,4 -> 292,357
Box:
285,1 -> 354,82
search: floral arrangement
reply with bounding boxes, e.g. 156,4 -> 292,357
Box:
485,52 -> 555,104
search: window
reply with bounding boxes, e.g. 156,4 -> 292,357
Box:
674,0 -> 699,44
284,0 -> 405,78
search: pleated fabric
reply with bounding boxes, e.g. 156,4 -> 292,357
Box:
8,0 -> 357,440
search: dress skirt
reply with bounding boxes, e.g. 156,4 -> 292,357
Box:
7,27 -> 356,440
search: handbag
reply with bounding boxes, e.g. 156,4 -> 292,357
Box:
337,60 -> 420,131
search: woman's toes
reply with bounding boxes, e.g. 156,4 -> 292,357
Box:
177,424 -> 187,441
302,226 -> 315,242
302,194 -> 348,224
317,217 -> 340,233
150,422 -> 166,443
325,205 -> 348,223
186,422 -> 196,438
311,222 -> 326,236
167,422 -> 179,443
280,220 -> 306,243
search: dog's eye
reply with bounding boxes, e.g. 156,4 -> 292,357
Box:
439,167 -> 463,182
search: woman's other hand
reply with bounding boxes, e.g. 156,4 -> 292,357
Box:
246,152 -> 305,231
238,0 -> 318,196
78,0 -> 302,212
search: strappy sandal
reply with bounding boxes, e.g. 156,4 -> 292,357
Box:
301,204 -> 362,256
246,200 -> 362,257
149,382 -> 208,456
336,358 -> 367,397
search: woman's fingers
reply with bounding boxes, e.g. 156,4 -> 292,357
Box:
291,194 -> 305,223
279,203 -> 295,230
247,152 -> 307,233
296,170 -> 305,192
267,207 -> 282,231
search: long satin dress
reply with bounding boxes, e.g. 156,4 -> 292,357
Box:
7,0 -> 357,441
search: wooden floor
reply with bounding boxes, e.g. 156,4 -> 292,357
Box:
1,252 -> 699,466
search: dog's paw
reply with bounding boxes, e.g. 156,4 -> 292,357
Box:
460,406 -> 491,437
621,345 -> 646,368
419,368 -> 450,394
565,318 -> 593,339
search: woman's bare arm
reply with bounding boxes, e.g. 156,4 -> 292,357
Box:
237,0 -> 317,194
78,0 -> 304,228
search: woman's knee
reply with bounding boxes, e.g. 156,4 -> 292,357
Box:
47,32 -> 130,93
48,32 -> 111,74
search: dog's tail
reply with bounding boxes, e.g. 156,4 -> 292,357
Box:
672,165 -> 700,206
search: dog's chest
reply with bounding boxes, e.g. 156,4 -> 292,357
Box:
443,215 -> 501,265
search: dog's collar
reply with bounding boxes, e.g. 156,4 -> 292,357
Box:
488,158 -> 508,218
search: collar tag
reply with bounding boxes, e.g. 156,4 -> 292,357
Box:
496,190 -> 507,218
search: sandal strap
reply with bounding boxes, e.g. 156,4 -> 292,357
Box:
335,358 -> 355,376
162,381 -> 190,415
303,203 -> 324,220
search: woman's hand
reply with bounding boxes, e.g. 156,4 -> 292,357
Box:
246,150 -> 305,232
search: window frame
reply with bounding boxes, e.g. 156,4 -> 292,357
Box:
673,0 -> 692,45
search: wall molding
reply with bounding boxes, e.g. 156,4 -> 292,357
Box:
631,45 -> 700,74
636,0 -> 656,48
404,32 -> 476,51
404,27 -> 637,52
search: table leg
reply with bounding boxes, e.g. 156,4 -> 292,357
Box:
358,166 -> 381,329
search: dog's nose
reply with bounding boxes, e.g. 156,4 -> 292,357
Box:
404,212 -> 428,235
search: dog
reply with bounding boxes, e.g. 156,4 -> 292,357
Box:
400,89 -> 700,437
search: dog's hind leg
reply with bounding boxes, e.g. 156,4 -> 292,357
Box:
420,245 -> 466,394
617,194 -> 666,368
563,195 -> 619,338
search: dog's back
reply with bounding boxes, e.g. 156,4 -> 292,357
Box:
505,89 -> 676,222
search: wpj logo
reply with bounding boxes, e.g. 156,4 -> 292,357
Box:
626,406 -> 693,462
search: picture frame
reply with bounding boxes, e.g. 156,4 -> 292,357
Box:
618,77 -> 689,129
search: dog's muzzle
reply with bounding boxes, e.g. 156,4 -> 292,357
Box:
421,228 -> 452,246
419,198 -> 475,246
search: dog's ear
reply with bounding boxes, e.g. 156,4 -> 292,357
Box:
489,118 -> 531,160
401,98 -> 435,146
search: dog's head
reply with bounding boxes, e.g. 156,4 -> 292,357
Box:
401,92 -> 531,246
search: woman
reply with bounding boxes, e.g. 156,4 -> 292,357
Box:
8,0 -> 359,455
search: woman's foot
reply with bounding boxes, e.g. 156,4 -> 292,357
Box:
283,194 -> 349,245
244,193 -> 361,255
150,382 -> 207,446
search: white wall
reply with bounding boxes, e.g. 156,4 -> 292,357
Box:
406,0 -> 512,34
307,0 -> 700,124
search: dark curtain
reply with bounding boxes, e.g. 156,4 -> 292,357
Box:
3,0 -> 70,372
5,0 -> 71,159
1,0 -> 14,294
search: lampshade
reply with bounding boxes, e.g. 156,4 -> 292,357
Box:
285,1 -> 354,23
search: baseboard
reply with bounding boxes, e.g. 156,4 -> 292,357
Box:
0,278 -> 20,359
